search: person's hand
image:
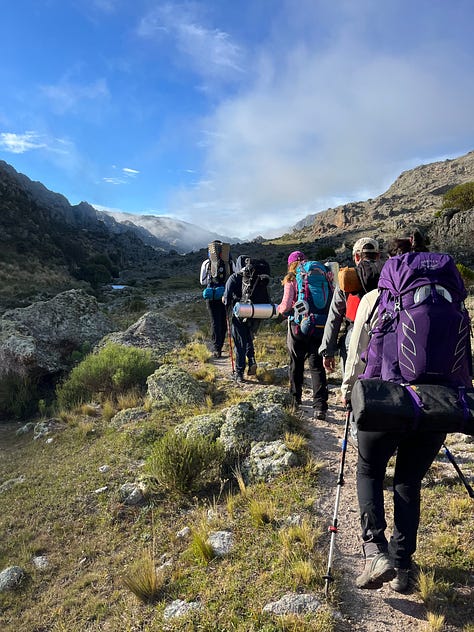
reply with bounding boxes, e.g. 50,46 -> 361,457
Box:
323,356 -> 336,372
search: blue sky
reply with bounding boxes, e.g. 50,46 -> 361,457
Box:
1,0 -> 473,239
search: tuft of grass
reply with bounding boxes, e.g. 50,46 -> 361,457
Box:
418,570 -> 452,610
116,388 -> 142,410
232,465 -> 248,497
425,611 -> 445,631
284,431 -> 308,456
101,399 -> 116,422
290,558 -> 317,586
78,403 -> 99,417
279,518 -> 319,558
248,498 -> 276,526
145,429 -> 224,495
122,553 -> 164,603
189,529 -> 216,566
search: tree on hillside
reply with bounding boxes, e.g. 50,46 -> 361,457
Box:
442,182 -> 474,212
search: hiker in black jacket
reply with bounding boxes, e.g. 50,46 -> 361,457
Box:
200,242 -> 234,358
319,237 -> 382,374
222,255 -> 258,382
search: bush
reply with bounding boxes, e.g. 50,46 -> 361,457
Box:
457,263 -> 474,286
56,343 -> 157,409
145,430 -> 224,494
0,372 -> 40,419
442,182 -> 474,212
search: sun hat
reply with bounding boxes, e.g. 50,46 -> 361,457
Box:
352,237 -> 379,255
287,251 -> 306,265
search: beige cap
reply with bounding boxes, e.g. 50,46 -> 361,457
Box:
352,237 -> 379,255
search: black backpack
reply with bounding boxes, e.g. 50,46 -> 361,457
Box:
240,258 -> 271,304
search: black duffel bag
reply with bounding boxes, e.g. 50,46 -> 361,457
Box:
351,378 -> 474,435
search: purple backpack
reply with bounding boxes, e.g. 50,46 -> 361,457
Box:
363,252 -> 472,387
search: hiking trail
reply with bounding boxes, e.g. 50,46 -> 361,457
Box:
210,347 -> 472,632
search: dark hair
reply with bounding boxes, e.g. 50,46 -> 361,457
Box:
387,228 -> 429,257
359,250 -> 379,261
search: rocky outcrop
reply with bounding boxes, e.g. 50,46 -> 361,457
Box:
147,365 -> 208,406
292,150 -> 474,265
0,289 -> 114,379
101,311 -> 183,359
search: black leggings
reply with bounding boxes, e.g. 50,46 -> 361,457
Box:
357,429 -> 446,568
287,323 -> 328,409
206,299 -> 227,353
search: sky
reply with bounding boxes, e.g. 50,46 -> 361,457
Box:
1,0 -> 474,240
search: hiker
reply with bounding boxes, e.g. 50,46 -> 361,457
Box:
222,255 -> 263,382
200,241 -> 234,358
277,251 -> 330,419
345,229 -> 464,592
319,237 -> 382,374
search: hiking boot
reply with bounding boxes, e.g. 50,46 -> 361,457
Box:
234,372 -> 244,383
247,360 -> 257,376
389,563 -> 419,593
356,552 -> 396,589
213,350 -> 222,359
314,409 -> 327,421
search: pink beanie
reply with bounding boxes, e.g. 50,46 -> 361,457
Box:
288,250 -> 306,265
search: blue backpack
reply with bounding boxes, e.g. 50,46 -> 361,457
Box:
293,261 -> 333,335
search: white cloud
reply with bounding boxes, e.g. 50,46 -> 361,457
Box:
137,3 -> 244,80
41,78 -> 109,114
171,11 -> 474,236
122,167 -> 139,176
0,131 -> 47,154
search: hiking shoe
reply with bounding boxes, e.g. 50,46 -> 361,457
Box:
313,409 -> 327,421
389,563 -> 419,593
356,552 -> 396,589
213,350 -> 222,358
247,361 -> 257,376
234,372 -> 244,383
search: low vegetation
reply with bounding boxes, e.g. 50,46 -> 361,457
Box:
1,288 -> 473,632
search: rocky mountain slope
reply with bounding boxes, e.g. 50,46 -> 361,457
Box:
291,150 -> 474,265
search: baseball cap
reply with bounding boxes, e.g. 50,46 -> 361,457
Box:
287,251 -> 306,264
352,237 -> 379,255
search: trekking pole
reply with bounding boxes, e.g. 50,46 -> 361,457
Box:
323,408 -> 351,596
225,311 -> 235,375
442,444 -> 474,499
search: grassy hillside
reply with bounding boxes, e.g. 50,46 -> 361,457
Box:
1,299 -> 474,631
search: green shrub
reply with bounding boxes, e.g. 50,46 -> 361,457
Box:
457,263 -> 474,285
0,372 -> 40,419
56,343 -> 157,409
442,182 -> 474,212
145,430 -> 224,494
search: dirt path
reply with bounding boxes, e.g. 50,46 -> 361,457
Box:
210,349 -> 472,632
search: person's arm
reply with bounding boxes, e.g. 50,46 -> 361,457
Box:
341,290 -> 379,402
223,273 -> 240,307
200,260 -> 210,285
277,281 -> 296,316
319,288 -> 347,369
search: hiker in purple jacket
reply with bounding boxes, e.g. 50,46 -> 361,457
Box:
352,229 -> 454,593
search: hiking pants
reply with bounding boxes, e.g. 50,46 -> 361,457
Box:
287,324 -> 328,410
206,299 -> 227,354
357,429 -> 446,568
231,317 -> 255,375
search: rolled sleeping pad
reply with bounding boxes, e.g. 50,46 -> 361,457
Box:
233,302 -> 280,319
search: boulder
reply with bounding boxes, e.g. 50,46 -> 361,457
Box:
100,311 -> 182,359
219,402 -> 290,454
242,440 -> 299,483
147,365 -> 207,407
0,289 -> 113,379
0,566 -> 26,592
